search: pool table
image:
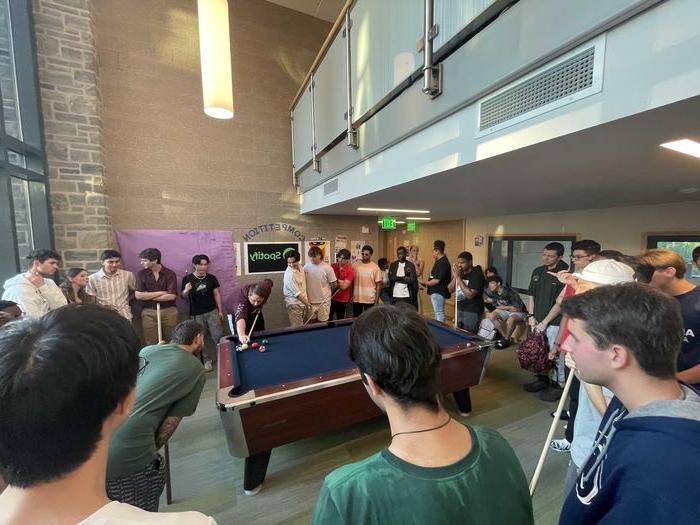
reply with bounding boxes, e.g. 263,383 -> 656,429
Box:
216,317 -> 493,494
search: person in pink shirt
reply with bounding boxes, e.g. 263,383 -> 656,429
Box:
352,245 -> 383,317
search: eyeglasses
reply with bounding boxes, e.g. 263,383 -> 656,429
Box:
138,357 -> 149,376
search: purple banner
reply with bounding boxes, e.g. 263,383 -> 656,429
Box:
115,230 -> 238,314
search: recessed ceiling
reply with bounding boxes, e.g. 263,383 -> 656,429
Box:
309,96 -> 700,221
264,0 -> 345,23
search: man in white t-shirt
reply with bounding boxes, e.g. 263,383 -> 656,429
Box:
0,305 -> 215,525
304,246 -> 337,323
2,249 -> 67,316
283,249 -> 310,327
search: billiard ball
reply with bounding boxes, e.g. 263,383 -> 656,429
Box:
258,345 -> 266,352
241,343 -> 248,350
251,342 -> 259,349
235,345 -> 242,352
261,339 -> 268,345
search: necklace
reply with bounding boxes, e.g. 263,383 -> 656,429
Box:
391,415 -> 452,441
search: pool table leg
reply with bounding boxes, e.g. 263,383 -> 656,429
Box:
453,388 -> 472,415
243,450 -> 272,495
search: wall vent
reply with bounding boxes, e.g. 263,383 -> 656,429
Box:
477,36 -> 605,136
323,178 -> 339,197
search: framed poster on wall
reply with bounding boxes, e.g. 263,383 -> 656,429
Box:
244,241 -> 302,274
306,240 -> 332,263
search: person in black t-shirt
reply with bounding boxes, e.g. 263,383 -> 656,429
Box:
448,251 -> 484,333
181,254 -> 224,370
421,240 -> 451,322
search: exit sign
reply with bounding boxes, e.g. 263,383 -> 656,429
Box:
407,221 -> 416,232
381,216 -> 396,230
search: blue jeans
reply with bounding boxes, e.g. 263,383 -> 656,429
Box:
430,293 -> 445,322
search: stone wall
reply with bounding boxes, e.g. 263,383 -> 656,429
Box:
32,0 -> 110,271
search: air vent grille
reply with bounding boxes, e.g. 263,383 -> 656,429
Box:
479,47 -> 596,131
323,178 -> 339,196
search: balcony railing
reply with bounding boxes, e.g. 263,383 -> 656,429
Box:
290,0 -> 514,183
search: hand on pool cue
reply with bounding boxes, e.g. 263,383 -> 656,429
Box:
529,371 -> 575,496
156,303 -> 164,344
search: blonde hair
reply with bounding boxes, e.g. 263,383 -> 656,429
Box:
641,249 -> 687,279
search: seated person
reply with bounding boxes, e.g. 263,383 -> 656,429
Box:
0,305 -> 215,524
482,275 -> 527,347
313,304 -> 534,525
107,320 -> 206,511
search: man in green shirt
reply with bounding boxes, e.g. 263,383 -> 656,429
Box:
107,320 -> 206,511
313,304 -> 533,525
523,242 -> 568,394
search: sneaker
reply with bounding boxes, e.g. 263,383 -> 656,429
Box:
523,378 -> 549,393
539,385 -> 563,402
549,439 -> 571,453
204,359 -> 213,372
495,339 -> 511,350
550,410 -> 570,420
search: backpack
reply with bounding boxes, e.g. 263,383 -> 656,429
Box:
517,330 -> 551,374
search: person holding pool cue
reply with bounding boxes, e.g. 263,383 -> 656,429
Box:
232,279 -> 273,344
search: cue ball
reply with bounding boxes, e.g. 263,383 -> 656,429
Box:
258,346 -> 266,352
251,342 -> 259,348
241,343 -> 249,350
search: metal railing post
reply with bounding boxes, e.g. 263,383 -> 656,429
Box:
422,0 -> 442,98
309,76 -> 320,172
344,10 -> 358,149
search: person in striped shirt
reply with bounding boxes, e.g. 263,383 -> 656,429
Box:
86,249 -> 136,320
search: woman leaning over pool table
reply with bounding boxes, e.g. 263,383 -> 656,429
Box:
233,279 -> 273,344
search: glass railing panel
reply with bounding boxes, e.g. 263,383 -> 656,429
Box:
350,0 -> 423,120
291,81 -> 314,171
433,0 -> 496,51
313,29 -> 348,153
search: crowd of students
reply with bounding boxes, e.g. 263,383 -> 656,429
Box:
0,243 -> 699,524
282,244 -> 423,327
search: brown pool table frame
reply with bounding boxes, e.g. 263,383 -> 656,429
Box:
216,318 -> 493,459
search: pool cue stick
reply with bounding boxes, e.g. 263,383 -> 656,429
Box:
453,269 -> 459,328
304,287 -> 341,326
156,302 -> 163,343
164,442 -> 172,504
245,311 -> 260,341
529,371 -> 576,496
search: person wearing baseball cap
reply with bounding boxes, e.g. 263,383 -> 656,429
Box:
554,259 -> 635,494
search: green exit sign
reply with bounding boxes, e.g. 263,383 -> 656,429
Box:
406,221 -> 416,232
381,216 -> 396,230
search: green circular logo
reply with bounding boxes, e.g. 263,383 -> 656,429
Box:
282,247 -> 295,259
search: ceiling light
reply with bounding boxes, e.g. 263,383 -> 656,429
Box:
198,0 -> 234,119
405,217 -> 431,221
680,187 -> 698,194
358,207 -> 430,214
660,139 -> 700,159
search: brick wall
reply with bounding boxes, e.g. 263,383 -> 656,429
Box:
32,0 -> 110,271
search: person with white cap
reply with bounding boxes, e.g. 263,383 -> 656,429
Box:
553,259 -> 636,495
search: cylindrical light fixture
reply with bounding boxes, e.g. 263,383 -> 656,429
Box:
197,0 -> 234,119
